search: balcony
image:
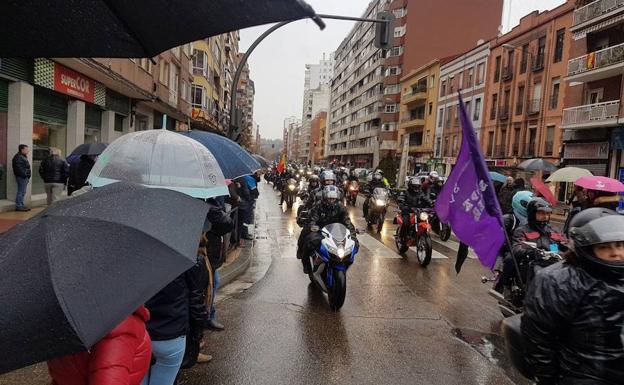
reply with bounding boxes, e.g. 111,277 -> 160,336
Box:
400,111 -> 426,129
494,145 -> 506,158
567,42 -> 624,82
527,99 -> 541,115
561,100 -> 621,129
499,106 -> 510,121
402,86 -> 427,105
502,66 -> 513,81
572,0 -> 624,31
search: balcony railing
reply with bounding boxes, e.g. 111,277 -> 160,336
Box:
502,66 -> 514,81
515,102 -> 524,115
527,99 -> 541,114
512,142 -> 520,156
532,55 -> 545,72
567,42 -> 624,76
545,141 -> 554,156
549,95 -> 559,110
494,145 -> 506,158
499,106 -> 510,120
573,0 -> 624,26
524,143 -> 536,158
562,100 -> 620,127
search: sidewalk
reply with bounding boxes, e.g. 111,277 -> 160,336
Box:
0,207 -> 44,233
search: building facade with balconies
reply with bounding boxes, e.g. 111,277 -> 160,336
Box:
562,0 -> 624,177
436,42 -> 490,176
396,59 -> 441,185
482,3 -> 574,170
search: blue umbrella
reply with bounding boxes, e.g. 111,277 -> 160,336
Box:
489,171 -> 507,183
181,131 -> 261,179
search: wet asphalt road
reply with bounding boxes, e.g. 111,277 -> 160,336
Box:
179,182 -> 529,385
0,182 -> 529,385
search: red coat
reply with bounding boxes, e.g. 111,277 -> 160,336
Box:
47,306 -> 151,385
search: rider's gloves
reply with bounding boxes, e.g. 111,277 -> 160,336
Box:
311,225 -> 320,232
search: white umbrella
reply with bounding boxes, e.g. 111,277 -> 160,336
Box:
546,167 -> 593,183
88,130 -> 228,198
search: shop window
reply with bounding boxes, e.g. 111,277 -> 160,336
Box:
114,114 -> 124,132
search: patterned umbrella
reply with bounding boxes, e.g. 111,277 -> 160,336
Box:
575,176 -> 624,193
518,158 -> 558,172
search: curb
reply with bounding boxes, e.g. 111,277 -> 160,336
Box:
218,240 -> 253,288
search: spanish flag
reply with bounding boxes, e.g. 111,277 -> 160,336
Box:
276,154 -> 286,173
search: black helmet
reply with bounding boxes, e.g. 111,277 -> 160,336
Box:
526,197 -> 552,231
322,185 -> 341,210
569,208 -> 624,274
308,175 -> 320,189
408,177 -> 422,191
373,172 -> 383,181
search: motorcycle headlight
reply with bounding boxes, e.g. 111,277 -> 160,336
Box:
337,247 -> 345,259
288,185 -> 295,191
419,212 -> 429,221
375,199 -> 385,206
349,186 -> 355,191
307,171 -> 312,175
296,174 -> 300,178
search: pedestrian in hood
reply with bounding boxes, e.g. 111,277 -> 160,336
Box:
47,306 -> 151,385
12,144 -> 31,211
39,147 -> 69,205
522,208 -> 624,385
497,177 -> 515,214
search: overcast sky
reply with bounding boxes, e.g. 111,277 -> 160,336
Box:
240,0 -> 566,139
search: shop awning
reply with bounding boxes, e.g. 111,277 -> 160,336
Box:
0,0 -> 317,57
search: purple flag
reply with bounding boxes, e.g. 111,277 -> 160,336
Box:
434,93 -> 504,269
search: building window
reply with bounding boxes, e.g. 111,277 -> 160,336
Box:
384,104 -> 397,113
139,58 -> 152,73
159,61 -> 169,85
545,125 -> 555,155
490,93 -> 498,120
191,85 -> 205,108
467,68 -> 474,87
192,50 -> 208,76
438,107 -> 444,127
440,80 -> 446,97
550,78 -> 560,110
393,25 -> 406,37
554,29 -> 565,63
516,85 -> 525,115
476,63 -> 485,84
520,44 -> 529,73
473,98 -> 481,121
535,36 -> 546,70
386,66 -> 402,76
428,102 -> 433,115
494,56 -> 501,82
114,113 -> 124,132
392,7 -> 406,18
465,100 -> 471,118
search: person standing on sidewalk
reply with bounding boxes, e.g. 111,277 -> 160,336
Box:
39,148 -> 69,205
12,144 -> 31,211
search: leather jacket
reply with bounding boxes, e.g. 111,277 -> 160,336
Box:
309,201 -> 356,235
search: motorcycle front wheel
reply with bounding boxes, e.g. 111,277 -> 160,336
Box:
377,215 -> 384,233
328,269 -> 346,311
416,233 -> 433,267
394,226 -> 409,255
439,224 -> 451,242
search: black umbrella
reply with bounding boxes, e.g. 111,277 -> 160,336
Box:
1,0 -> 318,57
69,142 -> 108,157
0,182 -> 208,374
517,158 -> 558,172
252,154 -> 270,168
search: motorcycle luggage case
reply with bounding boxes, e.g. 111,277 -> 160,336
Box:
502,314 -> 533,380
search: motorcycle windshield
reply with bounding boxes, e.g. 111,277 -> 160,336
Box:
323,223 -> 349,242
372,188 -> 389,200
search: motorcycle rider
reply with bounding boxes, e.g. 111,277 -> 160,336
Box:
512,198 -> 566,262
363,171 -> 388,218
398,178 -> 432,238
495,191 -> 534,292
300,185 -> 358,274
521,207 -> 624,385
347,169 -> 359,183
423,171 -> 439,199
296,172 -> 337,259
278,167 -> 296,205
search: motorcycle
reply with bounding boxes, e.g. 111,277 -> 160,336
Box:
307,223 -> 358,311
429,210 -> 451,241
366,187 -> 389,233
394,208 -> 433,266
482,242 -> 563,317
346,181 -> 359,206
282,178 -> 299,209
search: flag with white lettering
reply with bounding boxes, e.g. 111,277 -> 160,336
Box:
435,93 -> 504,269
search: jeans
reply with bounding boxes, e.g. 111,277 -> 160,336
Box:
15,176 -> 28,209
142,336 -> 186,385
209,270 -> 219,320
44,183 -> 64,205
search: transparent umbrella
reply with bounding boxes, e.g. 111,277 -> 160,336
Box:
87,130 -> 228,198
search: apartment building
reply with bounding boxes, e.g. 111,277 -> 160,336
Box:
235,54 -> 255,147
482,3 -> 574,170
190,31 -> 240,134
562,0 -> 624,178
283,116 -> 301,161
435,42 -> 490,176
397,59 -> 443,184
0,48 -> 193,208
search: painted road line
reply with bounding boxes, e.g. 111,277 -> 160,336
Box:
432,237 -> 478,259
358,233 -> 402,259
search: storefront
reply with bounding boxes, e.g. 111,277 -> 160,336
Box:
85,104 -> 103,143
562,141 -> 610,176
